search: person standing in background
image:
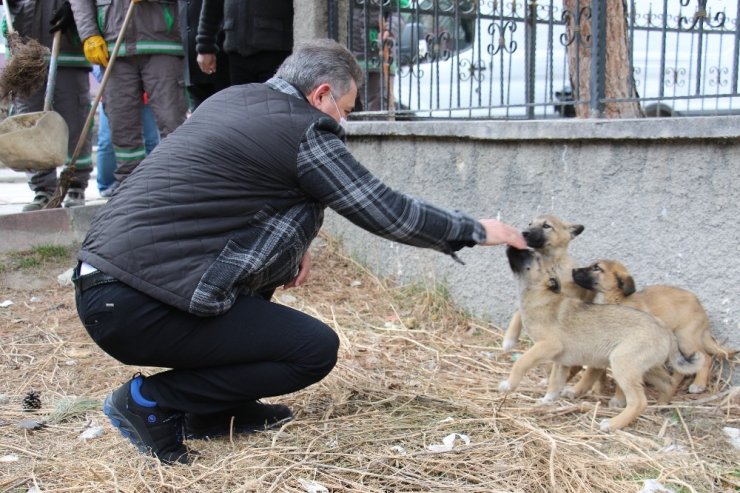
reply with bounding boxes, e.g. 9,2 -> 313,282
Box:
196,0 -> 292,85
69,0 -> 188,186
178,0 -> 230,110
92,66 -> 160,197
350,0 -> 406,111
4,0 -> 93,211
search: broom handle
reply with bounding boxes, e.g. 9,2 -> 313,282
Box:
43,30 -> 62,112
46,0 -> 137,209
3,1 -> 15,35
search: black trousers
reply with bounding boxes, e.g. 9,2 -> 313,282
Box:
186,83 -> 220,110
75,277 -> 339,414
227,50 -> 291,85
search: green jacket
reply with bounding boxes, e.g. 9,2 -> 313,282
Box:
69,0 -> 183,57
6,0 -> 90,68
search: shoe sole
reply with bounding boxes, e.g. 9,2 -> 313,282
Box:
103,394 -> 151,457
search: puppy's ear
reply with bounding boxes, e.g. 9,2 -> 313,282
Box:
616,275 -> 636,296
547,277 -> 561,293
570,224 -> 585,238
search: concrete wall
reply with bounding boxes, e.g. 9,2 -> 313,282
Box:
323,116 -> 740,350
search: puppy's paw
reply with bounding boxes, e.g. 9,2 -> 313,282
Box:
502,338 -> 517,352
599,419 -> 613,433
688,384 -> 706,394
538,391 -> 560,404
561,387 -> 577,399
608,397 -> 626,409
498,380 -> 513,392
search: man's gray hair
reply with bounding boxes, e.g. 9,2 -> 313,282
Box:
276,39 -> 364,98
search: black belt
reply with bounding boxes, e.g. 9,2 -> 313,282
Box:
73,269 -> 119,292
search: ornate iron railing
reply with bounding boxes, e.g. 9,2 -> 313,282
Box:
342,0 -> 740,118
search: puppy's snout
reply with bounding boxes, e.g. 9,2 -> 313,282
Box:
571,268 -> 593,290
524,228 -> 545,248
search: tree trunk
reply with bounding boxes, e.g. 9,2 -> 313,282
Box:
563,0 -> 644,118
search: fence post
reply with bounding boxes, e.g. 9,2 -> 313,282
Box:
525,1 -> 537,119
589,0 -> 606,117
327,0 -> 339,40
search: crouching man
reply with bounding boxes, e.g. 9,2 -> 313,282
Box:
73,39 -> 526,464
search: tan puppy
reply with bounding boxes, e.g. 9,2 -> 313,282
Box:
572,259 -> 736,394
501,247 -> 703,432
502,215 -> 593,352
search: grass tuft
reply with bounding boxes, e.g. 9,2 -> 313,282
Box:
4,244 -> 73,271
32,245 -> 69,260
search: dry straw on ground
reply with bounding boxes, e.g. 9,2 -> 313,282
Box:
0,234 -> 738,492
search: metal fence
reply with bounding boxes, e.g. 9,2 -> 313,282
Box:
342,0 -> 740,119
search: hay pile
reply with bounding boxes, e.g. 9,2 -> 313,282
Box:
0,234 -> 738,492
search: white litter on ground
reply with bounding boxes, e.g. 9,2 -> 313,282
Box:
426,433 -> 471,453
298,478 -> 329,493
389,445 -> 407,455
57,267 -> 74,287
723,427 -> 740,450
638,479 -> 676,492
79,425 -> 104,441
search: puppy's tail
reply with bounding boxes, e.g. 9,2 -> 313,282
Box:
669,336 -> 705,375
701,330 -> 737,359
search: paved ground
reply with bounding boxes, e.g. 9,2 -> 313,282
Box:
0,167 -> 105,216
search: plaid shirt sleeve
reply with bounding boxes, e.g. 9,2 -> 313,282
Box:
296,118 -> 487,259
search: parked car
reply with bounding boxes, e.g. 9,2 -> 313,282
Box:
391,0 -> 739,118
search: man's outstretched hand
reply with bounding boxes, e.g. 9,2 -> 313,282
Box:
479,219 -> 527,249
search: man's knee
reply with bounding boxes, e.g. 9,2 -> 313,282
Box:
303,322 -> 340,379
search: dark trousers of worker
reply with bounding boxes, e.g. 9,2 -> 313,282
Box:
75,277 -> 339,414
14,67 -> 93,192
103,54 -> 188,183
227,50 -> 291,85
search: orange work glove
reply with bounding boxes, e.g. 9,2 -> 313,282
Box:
83,35 -> 109,67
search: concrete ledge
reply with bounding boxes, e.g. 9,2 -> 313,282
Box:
0,204 -> 101,253
348,115 -> 740,141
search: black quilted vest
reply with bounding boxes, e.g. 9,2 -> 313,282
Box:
79,83 -> 328,314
